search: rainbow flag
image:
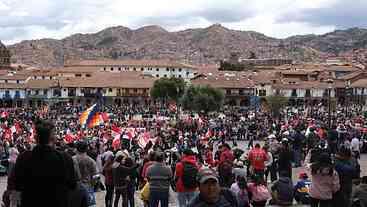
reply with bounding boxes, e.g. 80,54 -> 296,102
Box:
79,104 -> 105,128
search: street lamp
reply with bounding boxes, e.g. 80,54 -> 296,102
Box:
327,79 -> 334,129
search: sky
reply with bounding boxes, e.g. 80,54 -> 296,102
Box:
0,0 -> 365,45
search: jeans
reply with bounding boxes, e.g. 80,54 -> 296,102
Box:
311,198 -> 332,207
127,184 -> 135,207
105,184 -> 114,207
177,191 -> 198,207
149,190 -> 169,207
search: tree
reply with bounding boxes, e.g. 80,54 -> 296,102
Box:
265,95 -> 288,118
150,77 -> 186,102
181,85 -> 224,114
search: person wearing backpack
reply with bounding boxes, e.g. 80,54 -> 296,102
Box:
175,149 -> 199,207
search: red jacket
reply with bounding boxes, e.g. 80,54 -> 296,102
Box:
175,155 -> 199,192
219,149 -> 235,165
248,148 -> 268,170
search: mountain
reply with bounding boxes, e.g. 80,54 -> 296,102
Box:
6,24 -> 367,68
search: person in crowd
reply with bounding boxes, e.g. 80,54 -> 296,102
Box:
333,145 -> 358,207
277,138 -> 293,178
269,171 -> 294,206
247,175 -> 271,207
248,143 -> 268,179
7,143 -> 18,176
103,154 -> 115,207
233,160 -> 247,181
351,176 -> 367,207
146,151 -> 172,207
217,143 -> 235,188
327,125 -> 338,155
14,119 -> 77,207
351,136 -> 361,159
174,149 -> 199,207
230,175 -> 250,207
294,172 -> 311,204
188,168 -> 239,207
263,144 -> 273,183
73,141 -> 98,207
309,153 -> 340,207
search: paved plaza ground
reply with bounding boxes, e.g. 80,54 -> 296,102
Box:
1,141 -> 366,207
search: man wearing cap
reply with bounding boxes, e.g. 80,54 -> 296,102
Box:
188,168 -> 239,207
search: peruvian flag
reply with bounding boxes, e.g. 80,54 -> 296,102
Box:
111,125 -> 122,139
138,132 -> 152,148
124,128 -> 136,140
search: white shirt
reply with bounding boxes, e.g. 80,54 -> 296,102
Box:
351,137 -> 360,152
9,147 -> 19,163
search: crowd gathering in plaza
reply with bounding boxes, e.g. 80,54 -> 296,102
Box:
1,102 -> 367,207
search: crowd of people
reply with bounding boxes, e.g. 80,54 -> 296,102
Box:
0,103 -> 367,207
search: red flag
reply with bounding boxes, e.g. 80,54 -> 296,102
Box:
138,132 -> 151,148
4,128 -> 12,141
101,112 -> 109,122
112,137 -> 121,150
64,130 -> 75,144
111,125 -> 122,138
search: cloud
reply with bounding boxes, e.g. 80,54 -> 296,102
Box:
276,0 -> 367,28
0,0 -> 364,45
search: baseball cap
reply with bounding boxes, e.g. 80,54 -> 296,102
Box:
197,168 -> 219,184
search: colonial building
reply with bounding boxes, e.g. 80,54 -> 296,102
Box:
65,59 -> 198,80
191,73 -> 255,106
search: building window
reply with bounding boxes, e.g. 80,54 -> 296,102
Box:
118,67 -> 121,71
16,80 -> 19,84
291,89 -> 297,97
259,90 -> 266,96
305,89 -> 311,97
35,90 -> 39,95
164,74 -> 167,78
178,75 -> 182,78
86,74 -> 91,77
133,89 -> 138,93
34,76 -> 37,79
141,68 -> 144,71
75,74 -> 82,77
166,68 -> 169,72
156,74 -> 159,78
156,68 -> 159,72
133,68 -> 136,71
172,68 -> 175,72
110,68 -> 114,71
108,88 -> 112,92
239,89 -> 244,95
179,68 -> 182,72
43,89 -> 48,95
42,76 -> 45,80
4,80 -> 7,83
186,72 -> 190,76
226,89 -> 231,95
103,68 -> 106,71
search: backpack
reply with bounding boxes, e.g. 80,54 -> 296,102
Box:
181,162 -> 198,189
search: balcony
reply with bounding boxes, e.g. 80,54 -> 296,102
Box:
27,94 -> 48,99
3,93 -> 11,99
